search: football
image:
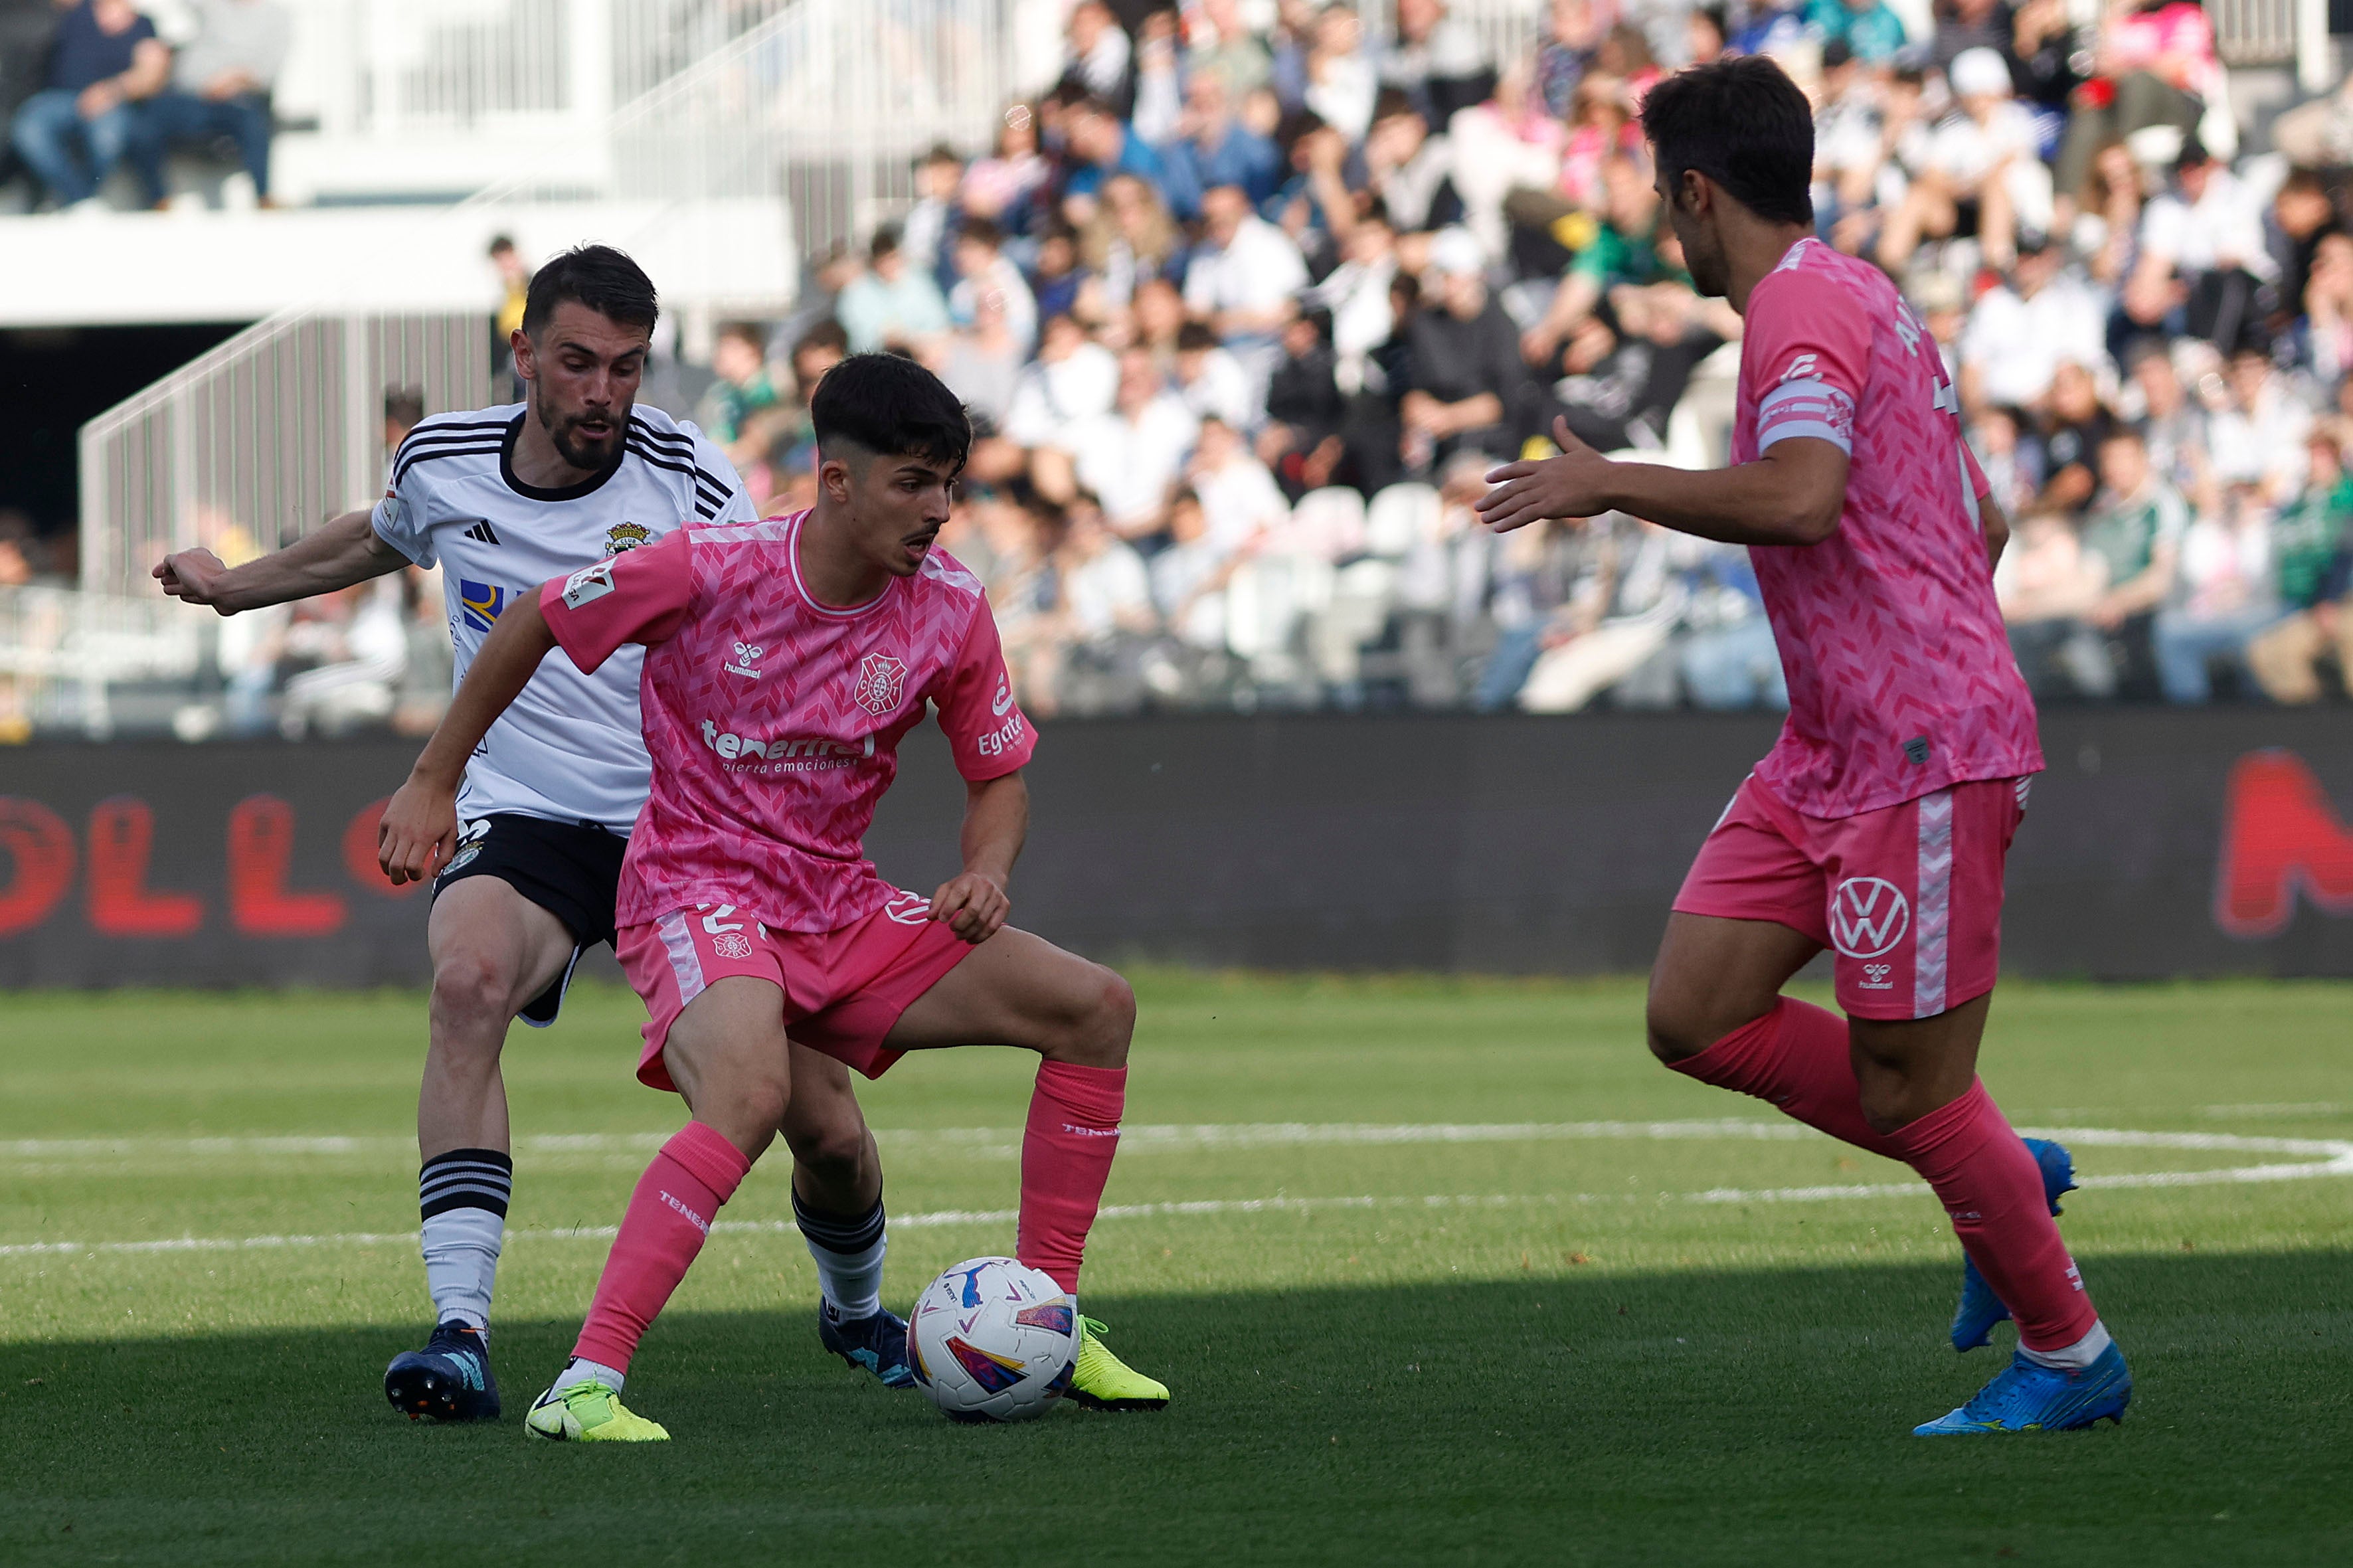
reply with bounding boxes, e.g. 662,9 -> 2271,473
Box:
907,1257 -> 1081,1423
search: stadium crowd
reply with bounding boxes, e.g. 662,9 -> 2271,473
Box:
640,0 -> 2352,719
19,1 -> 2353,730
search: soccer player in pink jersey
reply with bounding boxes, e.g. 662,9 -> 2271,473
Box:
379,353 -> 1168,1440
1477,57 -> 2130,1435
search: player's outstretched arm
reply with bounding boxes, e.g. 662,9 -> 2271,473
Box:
379,593 -> 559,885
930,771 -> 1029,944
153,509 -> 406,614
1475,417 -> 1848,547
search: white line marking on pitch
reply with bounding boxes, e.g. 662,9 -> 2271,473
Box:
3,1123 -> 2345,1261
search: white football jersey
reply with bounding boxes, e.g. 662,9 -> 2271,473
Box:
371,402 -> 758,833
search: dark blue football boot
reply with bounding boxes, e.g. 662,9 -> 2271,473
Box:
1951,1137 -> 2079,1351
385,1320 -> 501,1421
817,1302 -> 916,1389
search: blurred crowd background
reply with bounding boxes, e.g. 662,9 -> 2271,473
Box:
7,0 -> 2353,735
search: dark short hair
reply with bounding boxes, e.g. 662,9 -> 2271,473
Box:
1176,320 -> 1219,353
810,352 -> 972,473
1640,56 -> 1814,227
384,387 -> 425,428
958,216 -> 1003,250
869,222 -> 903,262
1371,86 -> 1417,126
521,244 -> 659,339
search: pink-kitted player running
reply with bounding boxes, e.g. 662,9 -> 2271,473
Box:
1477,56 -> 2129,1436
379,353 -> 1169,1442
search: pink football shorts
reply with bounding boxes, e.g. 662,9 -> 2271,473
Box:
1672,773 -> 2030,1021
618,888 -> 976,1090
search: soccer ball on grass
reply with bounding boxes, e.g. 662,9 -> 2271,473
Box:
908,1256 -> 1079,1423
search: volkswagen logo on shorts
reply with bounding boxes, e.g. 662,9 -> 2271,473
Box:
1829,877 -> 1910,958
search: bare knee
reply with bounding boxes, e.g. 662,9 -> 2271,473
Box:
1047,966 -> 1135,1069
430,952 -> 518,1045
1644,990 -> 1715,1067
781,1111 -> 869,1189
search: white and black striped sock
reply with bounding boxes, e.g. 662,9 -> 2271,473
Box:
419,1148 -> 513,1335
794,1188 -> 887,1321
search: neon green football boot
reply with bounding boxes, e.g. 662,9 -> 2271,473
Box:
523,1378 -> 670,1442
1068,1316 -> 1170,1411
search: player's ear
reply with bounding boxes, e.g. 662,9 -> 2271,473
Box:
511,327 -> 536,383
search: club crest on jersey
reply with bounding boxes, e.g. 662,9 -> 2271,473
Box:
725,640 -> 764,679
1829,877 -> 1910,959
603,521 -> 654,555
854,653 -> 907,717
458,579 -> 509,634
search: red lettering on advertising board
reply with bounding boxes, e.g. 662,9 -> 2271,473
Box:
341,798 -> 424,898
86,796 -> 203,937
2214,750 -> 2353,939
0,797 -> 75,936
228,795 -> 348,936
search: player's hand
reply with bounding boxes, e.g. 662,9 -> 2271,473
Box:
928,871 -> 1010,944
1476,418 -> 1614,534
154,548 -> 234,610
378,777 -> 460,886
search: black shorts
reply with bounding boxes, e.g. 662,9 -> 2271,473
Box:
432,813 -> 627,1027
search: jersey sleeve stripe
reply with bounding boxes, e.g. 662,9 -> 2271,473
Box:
624,434 -> 735,494
393,444 -> 505,485
625,442 -> 733,509
392,418 -> 511,462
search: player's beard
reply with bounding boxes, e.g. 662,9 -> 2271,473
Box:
545,407 -> 624,473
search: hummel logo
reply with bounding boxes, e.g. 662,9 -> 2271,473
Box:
725,640 -> 764,678
462,519 -> 501,545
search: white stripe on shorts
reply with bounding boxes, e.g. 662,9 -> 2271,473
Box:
657,912 -> 707,1009
1914,790 -> 1955,1019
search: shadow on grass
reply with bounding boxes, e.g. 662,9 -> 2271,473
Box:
2,1250 -> 2346,1567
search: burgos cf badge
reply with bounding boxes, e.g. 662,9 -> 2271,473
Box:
854,652 -> 907,717
603,521 -> 654,554
458,580 -> 509,634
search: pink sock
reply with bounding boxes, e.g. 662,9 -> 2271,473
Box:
1887,1080 -> 2100,1353
571,1121 -> 752,1372
1667,998 -> 1903,1160
1015,1061 -> 1126,1294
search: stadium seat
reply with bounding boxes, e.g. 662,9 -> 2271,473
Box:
1363,483 -> 1440,560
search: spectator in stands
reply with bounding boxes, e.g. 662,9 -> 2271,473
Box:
951,217 -> 1040,355
2124,141 -> 2274,353
1063,93 -> 1177,218
1079,172 -> 1183,312
1186,181 -> 1310,382
1056,347 -> 1199,546
2246,433 -> 2353,703
2125,337 -> 2209,492
1304,3 -> 1378,144
1130,8 -> 1185,149
1808,0 -> 1907,64
2154,481 -> 2279,703
962,106 -> 1049,241
1534,0 -> 1603,120
1379,0 -> 1489,130
835,224 -> 951,355
1672,540 -> 1788,709
2053,0 -> 2216,203
903,143 -> 968,288
1061,1 -> 1134,114
1961,234 -> 2107,410
1055,496 -> 1159,712
1002,311 -> 1119,450
1172,319 -> 1255,430
1259,305 -> 1349,493
1399,227 -> 1534,479
11,0 -> 167,210
2038,359 -> 2120,513
1187,413 -> 1291,552
132,0 -> 289,208
2081,424 -> 2187,679
1520,155 -> 1666,371
930,284 -> 1025,437
1171,70 -> 1281,210
1447,56 -> 1563,264
2206,344 -> 2312,505
1363,88 -> 1462,236
2291,229 -> 2353,383
487,234 -> 530,341
1998,505 -> 2118,698
1191,0 -> 1274,101
1149,486 -> 1239,657
1877,48 -> 2046,273
695,322 -> 780,461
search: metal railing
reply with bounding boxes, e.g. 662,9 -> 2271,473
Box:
0,585 -> 207,739
79,313 -> 492,598
76,0 -> 1020,604
290,0 -> 796,143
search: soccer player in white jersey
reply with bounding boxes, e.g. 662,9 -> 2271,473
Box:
154,247 -> 916,1422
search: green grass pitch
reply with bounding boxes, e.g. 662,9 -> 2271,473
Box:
2,974 -> 2348,1566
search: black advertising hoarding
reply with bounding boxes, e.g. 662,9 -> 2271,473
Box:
1,709 -> 2348,988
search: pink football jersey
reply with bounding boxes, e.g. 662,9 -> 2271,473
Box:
539,510 -> 1035,932
1732,238 -> 2042,818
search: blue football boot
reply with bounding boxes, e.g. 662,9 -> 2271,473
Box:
1914,1341 -> 2131,1435
384,1320 -> 500,1422
1951,1137 -> 2079,1351
817,1302 -> 916,1389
